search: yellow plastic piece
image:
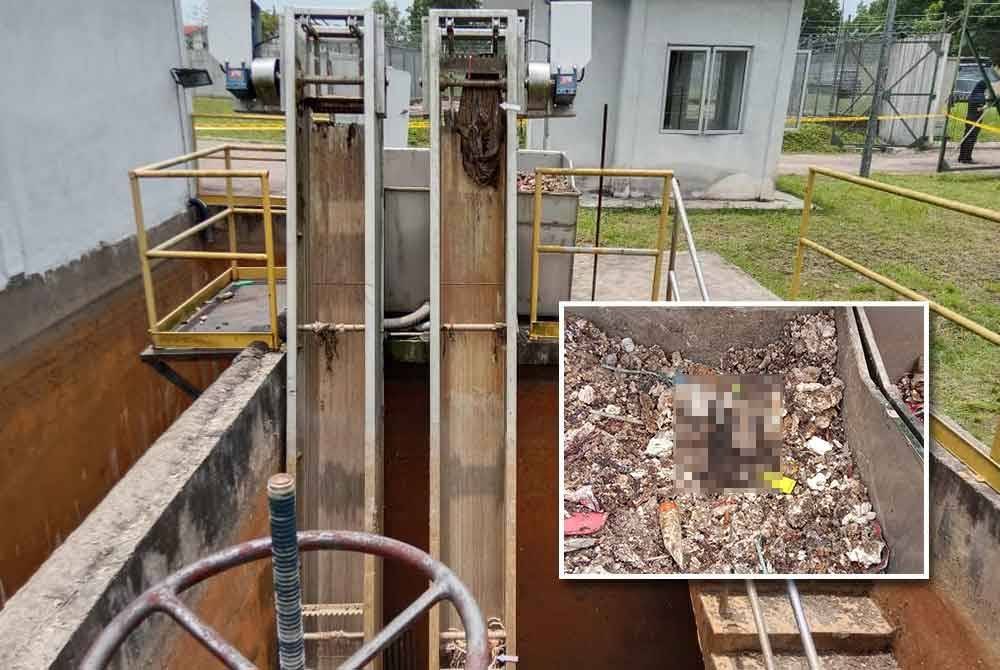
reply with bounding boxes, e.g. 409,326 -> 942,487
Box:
763,472 -> 797,495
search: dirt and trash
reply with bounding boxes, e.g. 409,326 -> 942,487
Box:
562,311 -> 887,575
516,171 -> 576,193
896,356 -> 924,422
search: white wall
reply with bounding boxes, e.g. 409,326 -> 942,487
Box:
0,0 -> 191,290
489,0 -> 804,199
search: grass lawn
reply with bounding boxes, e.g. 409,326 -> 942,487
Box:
783,123 -> 866,153
193,96 -> 284,144
576,173 -> 1000,444
194,97 -> 527,148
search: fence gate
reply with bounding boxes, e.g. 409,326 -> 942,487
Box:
878,33 -> 950,147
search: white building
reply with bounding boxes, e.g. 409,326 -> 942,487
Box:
485,0 -> 805,199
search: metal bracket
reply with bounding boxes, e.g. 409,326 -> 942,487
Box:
138,346 -> 238,399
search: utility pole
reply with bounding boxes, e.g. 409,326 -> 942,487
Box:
860,0 -> 897,177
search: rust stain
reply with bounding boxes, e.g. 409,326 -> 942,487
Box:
0,261 -> 231,601
158,487 -> 276,668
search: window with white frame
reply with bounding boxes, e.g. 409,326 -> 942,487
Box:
663,46 -> 751,134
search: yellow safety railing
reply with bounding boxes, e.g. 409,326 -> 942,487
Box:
528,168 -> 674,340
187,139 -> 288,209
790,165 -> 1000,491
131,143 -> 286,350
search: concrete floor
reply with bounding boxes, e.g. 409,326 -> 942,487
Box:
570,251 -> 778,302
778,143 -> 1000,175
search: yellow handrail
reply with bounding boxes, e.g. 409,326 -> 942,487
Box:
790,166 -> 1000,490
131,142 -> 285,350
528,167 -> 673,340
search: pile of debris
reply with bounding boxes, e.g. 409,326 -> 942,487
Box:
562,312 -> 887,575
516,171 -> 575,194
896,357 -> 924,422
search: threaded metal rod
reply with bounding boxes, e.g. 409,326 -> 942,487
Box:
268,473 -> 305,670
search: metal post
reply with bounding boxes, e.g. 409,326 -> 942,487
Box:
789,169 -> 816,299
786,580 -> 821,670
224,146 -> 237,272
261,173 -> 279,348
529,171 -> 544,325
130,175 -> 158,331
268,474 -> 305,670
649,176 -> 671,300
745,581 -> 777,670
860,0 -> 897,177
590,103 -> 609,301
671,178 -> 709,301
283,8 -> 298,477
664,185 -> 682,301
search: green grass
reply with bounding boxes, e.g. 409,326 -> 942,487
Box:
577,173 -> 1000,444
783,123 -> 866,153
193,96 -> 285,144
195,96 -> 528,148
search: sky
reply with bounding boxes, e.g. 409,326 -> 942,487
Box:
182,0 -> 412,23
181,0 -> 868,26
843,0 -> 865,19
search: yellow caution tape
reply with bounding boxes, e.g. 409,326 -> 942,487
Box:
195,125 -> 284,131
945,114 -> 1000,134
790,112 -> 945,124
194,115 -> 527,131
763,472 -> 797,495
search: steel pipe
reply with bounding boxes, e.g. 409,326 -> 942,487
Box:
810,166 -> 1000,223
745,581 -> 777,670
149,207 -> 232,253
786,580 -> 821,670
671,177 -> 710,301
798,237 -> 1000,346
537,244 -> 658,257
668,270 -> 681,301
385,302 -> 431,330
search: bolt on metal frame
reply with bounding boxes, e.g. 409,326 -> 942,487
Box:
791,165 -> 1000,490
130,144 -> 285,350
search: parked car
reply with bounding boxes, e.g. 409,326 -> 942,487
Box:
951,62 -> 999,104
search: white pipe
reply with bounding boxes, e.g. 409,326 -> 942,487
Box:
384,301 -> 430,330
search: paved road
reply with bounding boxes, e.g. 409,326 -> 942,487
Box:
778,144 -> 1000,175
571,251 -> 777,303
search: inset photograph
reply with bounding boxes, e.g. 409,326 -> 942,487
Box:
560,302 -> 928,578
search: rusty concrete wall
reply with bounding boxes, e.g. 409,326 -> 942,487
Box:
927,441 -> 1000,663
0,218 -> 233,604
835,308 -> 926,575
380,363 -> 704,669
0,211 -> 287,603
0,345 -> 285,669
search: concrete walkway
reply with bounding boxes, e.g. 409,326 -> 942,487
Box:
778,144 -> 1000,175
570,251 -> 778,303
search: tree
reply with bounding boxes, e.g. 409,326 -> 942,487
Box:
373,0 -> 408,45
405,0 -> 481,46
260,5 -> 279,42
801,0 -> 843,35
852,0 -> 1000,50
